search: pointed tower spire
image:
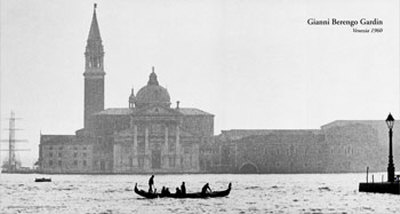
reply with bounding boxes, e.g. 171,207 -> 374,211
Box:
84,3 -> 104,71
88,3 -> 101,41
83,3 -> 105,129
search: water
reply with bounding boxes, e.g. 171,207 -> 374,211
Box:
1,173 -> 400,214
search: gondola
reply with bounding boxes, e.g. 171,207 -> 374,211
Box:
134,183 -> 231,199
35,177 -> 52,182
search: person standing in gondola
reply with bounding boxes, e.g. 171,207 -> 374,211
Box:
181,182 -> 186,195
148,175 -> 155,193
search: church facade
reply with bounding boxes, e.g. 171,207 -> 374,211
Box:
38,5 -> 213,174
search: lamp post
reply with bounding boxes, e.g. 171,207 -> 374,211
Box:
386,113 -> 395,182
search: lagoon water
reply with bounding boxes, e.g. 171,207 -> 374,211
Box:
1,173 -> 400,214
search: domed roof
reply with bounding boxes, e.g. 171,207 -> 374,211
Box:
135,71 -> 171,108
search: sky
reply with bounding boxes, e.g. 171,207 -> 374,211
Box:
1,0 -> 399,166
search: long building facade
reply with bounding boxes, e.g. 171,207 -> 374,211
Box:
39,5 -> 396,174
205,121 -> 398,174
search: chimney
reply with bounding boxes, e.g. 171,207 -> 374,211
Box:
176,101 -> 180,109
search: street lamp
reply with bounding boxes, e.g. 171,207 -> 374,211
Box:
386,113 -> 395,182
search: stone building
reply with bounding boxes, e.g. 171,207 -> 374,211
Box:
321,120 -> 398,173
206,129 -> 326,173
38,5 -> 398,174
207,120 -> 399,174
38,5 -> 213,174
39,135 -> 94,173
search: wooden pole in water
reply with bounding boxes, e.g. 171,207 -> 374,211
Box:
366,166 -> 369,183
372,175 -> 374,183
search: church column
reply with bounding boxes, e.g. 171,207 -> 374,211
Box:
163,125 -> 169,168
144,125 -> 150,169
175,125 -> 181,170
133,124 -> 138,168
130,118 -> 138,169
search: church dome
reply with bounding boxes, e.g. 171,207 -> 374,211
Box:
135,71 -> 171,108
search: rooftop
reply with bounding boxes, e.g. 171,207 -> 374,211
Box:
95,107 -> 212,116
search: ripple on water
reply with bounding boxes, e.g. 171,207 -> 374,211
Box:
245,186 -> 261,190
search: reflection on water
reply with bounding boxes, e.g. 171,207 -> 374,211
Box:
1,173 -> 400,214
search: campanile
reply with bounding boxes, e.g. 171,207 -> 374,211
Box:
83,4 -> 105,129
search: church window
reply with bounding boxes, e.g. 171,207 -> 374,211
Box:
58,160 -> 62,166
49,160 -> 53,166
74,160 -> 78,166
83,160 -> 87,167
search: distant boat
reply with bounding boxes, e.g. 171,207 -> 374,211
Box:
35,177 -> 51,182
134,183 -> 231,199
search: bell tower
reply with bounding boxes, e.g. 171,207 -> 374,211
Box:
83,4 -> 105,129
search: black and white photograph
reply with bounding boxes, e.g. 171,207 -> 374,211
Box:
1,0 -> 399,213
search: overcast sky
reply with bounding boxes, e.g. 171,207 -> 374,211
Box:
1,0 -> 399,166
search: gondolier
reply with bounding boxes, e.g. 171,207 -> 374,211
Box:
148,175 -> 155,193
201,183 -> 212,195
181,182 -> 186,195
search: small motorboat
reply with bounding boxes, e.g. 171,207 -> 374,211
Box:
134,183 -> 231,199
35,177 -> 52,182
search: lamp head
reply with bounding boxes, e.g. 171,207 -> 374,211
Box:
386,113 -> 395,129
